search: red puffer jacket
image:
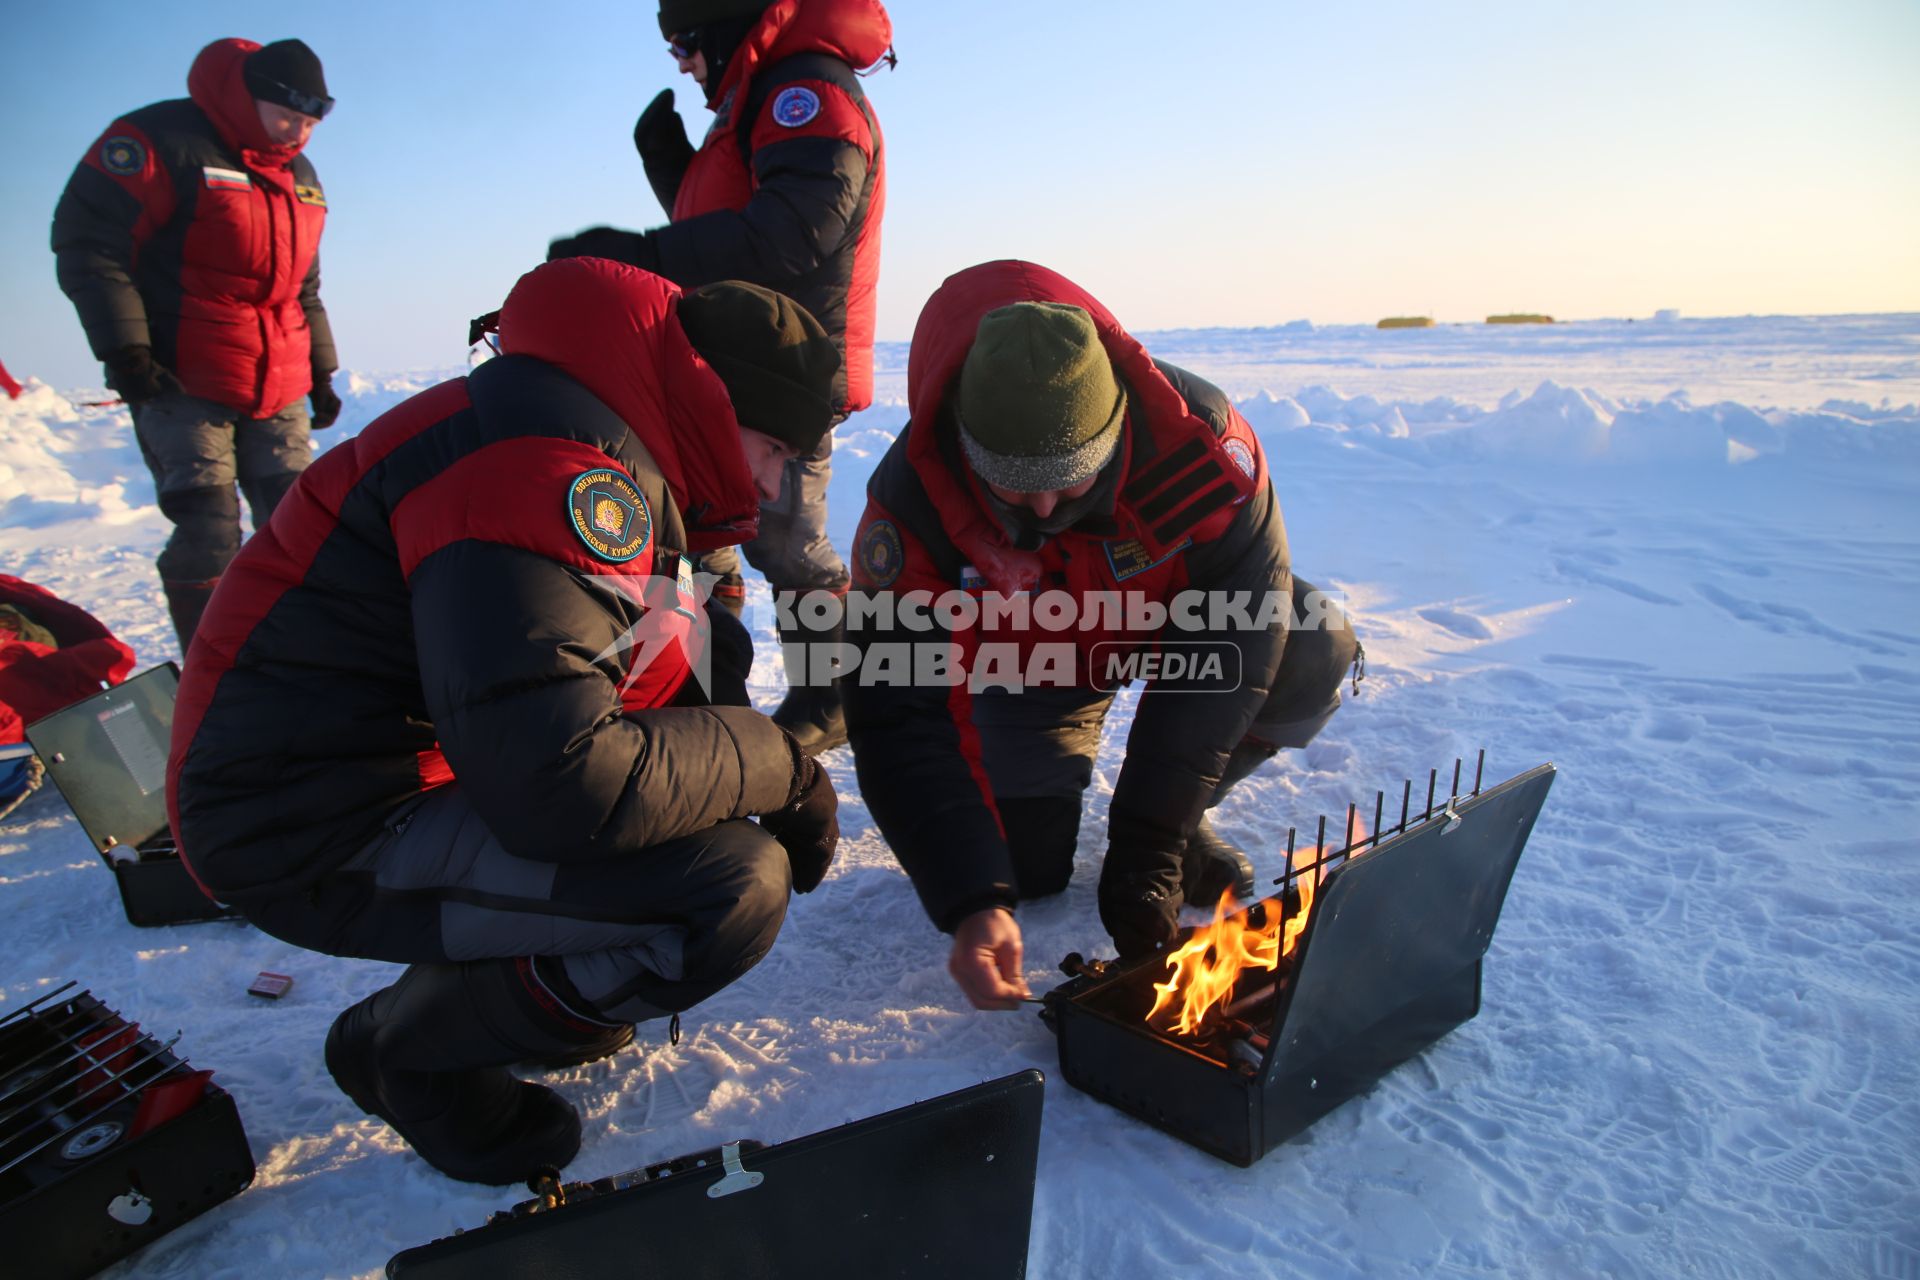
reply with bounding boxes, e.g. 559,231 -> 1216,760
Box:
52,38 -> 335,417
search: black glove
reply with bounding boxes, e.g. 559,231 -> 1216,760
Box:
759,742 -> 839,893
103,345 -> 178,408
546,226 -> 661,273
634,89 -> 695,214
1097,840 -> 1185,960
309,371 -> 342,429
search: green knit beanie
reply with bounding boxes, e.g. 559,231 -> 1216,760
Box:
658,0 -> 770,38
676,281 -> 841,453
956,302 -> 1126,492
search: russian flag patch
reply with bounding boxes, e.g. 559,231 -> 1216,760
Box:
202,166 -> 251,191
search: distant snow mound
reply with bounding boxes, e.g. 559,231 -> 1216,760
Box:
0,379 -> 144,526
1653,309 -> 1681,323
1427,381 -> 1615,462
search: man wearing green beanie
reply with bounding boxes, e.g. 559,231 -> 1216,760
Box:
842,262 -> 1359,1005
548,0 -> 895,757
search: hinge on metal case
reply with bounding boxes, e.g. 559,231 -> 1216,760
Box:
705,1142 -> 763,1198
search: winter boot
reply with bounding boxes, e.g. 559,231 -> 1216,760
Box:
1181,738 -> 1278,907
161,577 -> 218,652
324,959 -> 606,1184
772,614 -> 847,755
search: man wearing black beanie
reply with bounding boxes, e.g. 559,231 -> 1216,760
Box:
53,37 -> 339,654
549,0 -> 894,757
171,261 -> 844,1185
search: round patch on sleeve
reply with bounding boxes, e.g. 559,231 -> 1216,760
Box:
771,86 -> 822,128
857,519 -> 904,587
568,468 -> 652,562
100,135 -> 146,177
1223,437 -> 1257,478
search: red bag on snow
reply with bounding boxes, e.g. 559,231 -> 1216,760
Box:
0,575 -> 137,745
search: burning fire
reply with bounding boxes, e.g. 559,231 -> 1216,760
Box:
1144,818 -> 1368,1037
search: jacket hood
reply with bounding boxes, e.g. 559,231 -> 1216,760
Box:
710,0 -> 892,105
905,260 -> 1207,595
496,258 -> 761,552
187,38 -> 305,170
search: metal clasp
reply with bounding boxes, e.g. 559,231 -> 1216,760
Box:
705,1142 -> 763,1198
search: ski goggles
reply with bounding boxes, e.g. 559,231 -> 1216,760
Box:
255,76 -> 334,120
667,32 -> 699,60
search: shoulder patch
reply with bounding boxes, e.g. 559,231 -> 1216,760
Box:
1224,436 -> 1256,479
771,86 -> 821,128
295,183 -> 328,208
568,468 -> 653,562
100,135 -> 145,176
202,166 -> 252,191
857,520 -> 904,587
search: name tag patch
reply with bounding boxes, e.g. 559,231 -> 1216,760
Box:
1105,536 -> 1191,582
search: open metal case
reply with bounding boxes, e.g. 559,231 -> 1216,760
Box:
25,663 -> 238,927
389,1070 -> 1046,1279
1043,762 -> 1556,1165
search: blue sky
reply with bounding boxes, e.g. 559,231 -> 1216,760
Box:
3,0 -> 1916,391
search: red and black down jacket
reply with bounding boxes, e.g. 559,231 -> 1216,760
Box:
167,261 -> 795,904
843,261 -> 1294,932
646,0 -> 888,418
52,38 -> 335,417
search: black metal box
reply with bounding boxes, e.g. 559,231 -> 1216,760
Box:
1045,763 -> 1556,1165
389,1069 -> 1046,1279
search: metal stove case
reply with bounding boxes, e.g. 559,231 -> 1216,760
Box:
0,982 -> 255,1279
25,664 -> 239,926
1044,762 -> 1556,1165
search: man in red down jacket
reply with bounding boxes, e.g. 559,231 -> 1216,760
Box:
843,262 -> 1360,1007
549,0 -> 891,756
52,38 -> 341,651
167,259 -> 843,1185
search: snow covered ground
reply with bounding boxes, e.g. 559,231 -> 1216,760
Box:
4,313 -> 1919,1278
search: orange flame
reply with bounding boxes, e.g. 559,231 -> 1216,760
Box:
1144,818 -> 1368,1037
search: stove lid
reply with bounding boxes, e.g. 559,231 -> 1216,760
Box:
1264,762 -> 1557,1088
24,664 -> 178,855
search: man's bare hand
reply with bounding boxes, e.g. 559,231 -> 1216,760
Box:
949,907 -> 1031,1010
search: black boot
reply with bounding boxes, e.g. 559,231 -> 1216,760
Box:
325,959 -> 604,1184
772,614 -> 847,755
161,577 -> 218,652
1181,739 -> 1277,907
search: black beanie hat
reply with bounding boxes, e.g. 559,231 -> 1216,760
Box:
677,282 -> 841,453
657,0 -> 770,38
244,39 -> 333,119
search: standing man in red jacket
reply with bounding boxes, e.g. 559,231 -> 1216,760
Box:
549,0 -> 891,756
53,38 -> 340,651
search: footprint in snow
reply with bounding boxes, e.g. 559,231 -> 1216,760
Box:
1417,607 -> 1495,640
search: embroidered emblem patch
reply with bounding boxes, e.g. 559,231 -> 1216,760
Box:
772,86 -> 821,128
568,469 -> 652,562
1224,437 -> 1257,479
295,183 -> 328,207
959,564 -> 987,591
858,520 -> 904,587
100,135 -> 145,176
202,166 -> 252,191
1105,536 -> 1192,582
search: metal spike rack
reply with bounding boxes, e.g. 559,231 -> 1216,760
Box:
1041,754 -> 1556,1166
0,982 -> 254,1279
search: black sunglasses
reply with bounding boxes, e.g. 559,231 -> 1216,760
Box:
667,32 -> 698,59
257,76 -> 334,120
